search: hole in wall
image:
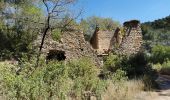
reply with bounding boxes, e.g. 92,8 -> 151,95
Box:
46,50 -> 66,61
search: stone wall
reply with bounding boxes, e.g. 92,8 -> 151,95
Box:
90,26 -> 99,49
116,20 -> 143,55
34,29 -> 101,66
90,27 -> 115,55
109,27 -> 123,50
90,20 -> 143,56
34,20 -> 143,67
97,30 -> 115,55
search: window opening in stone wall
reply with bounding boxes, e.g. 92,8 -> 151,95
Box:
46,50 -> 66,61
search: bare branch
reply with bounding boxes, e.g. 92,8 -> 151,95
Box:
61,9 -> 82,30
51,0 -> 60,13
43,0 -> 50,13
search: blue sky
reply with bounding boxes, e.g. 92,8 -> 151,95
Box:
77,0 -> 170,23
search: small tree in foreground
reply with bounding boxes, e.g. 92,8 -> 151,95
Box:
37,0 -> 82,65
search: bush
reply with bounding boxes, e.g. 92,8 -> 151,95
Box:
51,29 -> 61,41
101,52 -> 158,92
120,53 -> 149,78
0,57 -> 107,100
0,60 -> 71,100
102,53 -> 150,78
159,60 -> 170,75
152,63 -> 162,72
103,54 -> 121,73
151,45 -> 170,64
67,58 -> 107,99
100,53 -> 128,89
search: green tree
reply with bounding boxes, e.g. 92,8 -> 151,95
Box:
80,16 -> 120,41
0,0 -> 42,60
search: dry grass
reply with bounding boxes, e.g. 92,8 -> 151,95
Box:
102,79 -> 145,100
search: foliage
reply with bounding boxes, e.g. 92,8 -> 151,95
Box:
80,16 -> 120,41
0,0 -> 79,60
0,59 -> 70,100
51,29 -> 61,41
0,0 -> 43,60
152,60 -> 170,75
103,52 -> 149,77
150,45 -> 170,64
67,58 -> 107,99
103,54 -> 121,73
142,15 -> 170,50
152,63 -> 162,72
120,53 -> 148,77
141,16 -> 170,88
102,53 -> 146,78
102,52 -> 158,91
0,57 -> 107,100
162,60 -> 170,69
111,69 -> 127,83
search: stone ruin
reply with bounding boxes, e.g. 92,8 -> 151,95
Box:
90,20 -> 143,56
90,26 -> 115,55
116,20 -> 143,55
34,20 -> 143,67
34,29 -> 101,66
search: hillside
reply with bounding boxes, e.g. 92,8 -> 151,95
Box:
142,15 -> 170,47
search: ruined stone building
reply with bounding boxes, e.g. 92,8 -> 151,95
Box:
90,20 -> 143,56
34,20 -> 143,67
34,29 -> 101,66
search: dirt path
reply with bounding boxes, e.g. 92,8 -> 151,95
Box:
135,75 -> 170,100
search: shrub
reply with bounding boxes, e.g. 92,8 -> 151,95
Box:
159,60 -> 170,75
67,58 -> 107,99
51,29 -> 61,41
103,54 -> 121,72
0,60 -> 71,100
0,57 -> 107,100
111,69 -> 127,83
120,53 -> 149,78
101,52 -> 158,91
102,53 -> 150,78
100,54 -> 123,79
151,45 -> 170,64
152,63 -> 162,72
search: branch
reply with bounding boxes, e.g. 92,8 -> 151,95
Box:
61,9 -> 82,30
51,0 -> 61,13
43,0 -> 50,14
57,0 -> 75,7
50,9 -> 66,18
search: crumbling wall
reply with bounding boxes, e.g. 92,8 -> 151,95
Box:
34,29 -> 101,66
109,27 -> 123,50
116,20 -> 143,55
90,20 -> 143,56
90,26 -> 99,49
90,26 -> 115,55
97,31 -> 114,55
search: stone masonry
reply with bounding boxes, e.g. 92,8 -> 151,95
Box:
90,26 -> 115,55
90,20 -> 143,56
34,29 -> 101,66
34,20 -> 143,67
116,20 -> 143,55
